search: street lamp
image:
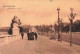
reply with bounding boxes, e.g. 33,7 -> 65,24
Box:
57,7 -> 60,41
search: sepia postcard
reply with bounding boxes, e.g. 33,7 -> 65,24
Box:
0,0 -> 80,54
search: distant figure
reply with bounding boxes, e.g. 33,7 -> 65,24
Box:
19,27 -> 23,33
35,32 -> 37,40
21,32 -> 24,39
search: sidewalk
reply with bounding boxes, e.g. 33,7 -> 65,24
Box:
0,35 -> 21,47
42,35 -> 80,53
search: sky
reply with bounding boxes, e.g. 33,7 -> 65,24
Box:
0,0 -> 80,27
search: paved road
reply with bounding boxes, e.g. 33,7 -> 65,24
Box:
0,34 -> 80,54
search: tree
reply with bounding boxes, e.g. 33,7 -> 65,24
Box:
74,20 -> 80,32
69,8 -> 76,46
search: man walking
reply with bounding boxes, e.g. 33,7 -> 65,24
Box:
35,32 -> 37,40
21,32 -> 24,39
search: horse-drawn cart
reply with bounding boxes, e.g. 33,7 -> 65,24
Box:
27,32 -> 35,40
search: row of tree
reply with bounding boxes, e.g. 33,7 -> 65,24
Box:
54,20 -> 80,33
0,27 -> 10,32
0,20 -> 80,34
35,25 -> 54,32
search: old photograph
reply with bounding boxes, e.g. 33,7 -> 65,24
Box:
0,0 -> 80,54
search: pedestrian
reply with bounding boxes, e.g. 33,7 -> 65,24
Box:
21,32 -> 24,39
27,32 -> 29,40
35,32 -> 37,40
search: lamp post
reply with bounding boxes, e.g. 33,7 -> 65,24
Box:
57,7 -> 60,41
